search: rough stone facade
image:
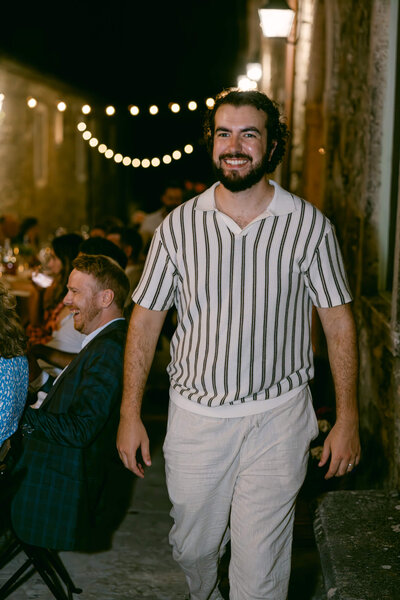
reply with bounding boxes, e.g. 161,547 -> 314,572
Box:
304,0 -> 400,488
0,58 -> 90,242
0,57 -> 123,243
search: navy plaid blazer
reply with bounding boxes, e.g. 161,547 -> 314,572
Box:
11,319 -> 127,551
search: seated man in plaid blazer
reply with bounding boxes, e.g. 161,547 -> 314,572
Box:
11,254 -> 130,551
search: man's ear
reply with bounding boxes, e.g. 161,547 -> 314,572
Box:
268,140 -> 278,161
101,289 -> 114,308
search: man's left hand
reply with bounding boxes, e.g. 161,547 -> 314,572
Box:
318,419 -> 361,479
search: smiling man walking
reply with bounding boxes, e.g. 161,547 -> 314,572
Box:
117,89 -> 360,599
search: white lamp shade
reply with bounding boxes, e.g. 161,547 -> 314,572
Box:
258,4 -> 295,38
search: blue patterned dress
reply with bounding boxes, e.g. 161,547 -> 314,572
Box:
0,355 -> 29,445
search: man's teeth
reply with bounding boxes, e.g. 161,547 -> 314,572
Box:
225,158 -> 247,166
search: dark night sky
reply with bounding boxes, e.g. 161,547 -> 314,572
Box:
0,1 -> 249,208
0,1 -> 248,104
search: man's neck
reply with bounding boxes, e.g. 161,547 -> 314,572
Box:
85,309 -> 123,336
215,178 -> 275,229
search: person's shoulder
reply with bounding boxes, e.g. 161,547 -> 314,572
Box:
86,320 -> 127,350
160,192 -> 206,228
0,354 -> 28,371
291,194 -> 331,228
97,319 -> 127,339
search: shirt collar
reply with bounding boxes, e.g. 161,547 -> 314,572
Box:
81,317 -> 125,349
195,180 -> 296,217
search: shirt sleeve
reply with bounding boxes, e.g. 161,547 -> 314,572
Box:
132,228 -> 177,311
304,226 -> 353,308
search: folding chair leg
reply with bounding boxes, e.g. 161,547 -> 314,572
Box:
0,534 -> 82,600
0,558 -> 35,600
44,550 -> 82,596
23,545 -> 82,600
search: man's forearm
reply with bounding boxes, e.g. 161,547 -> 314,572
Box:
117,304 -> 168,476
316,303 -> 361,478
317,303 -> 359,420
121,305 -> 168,419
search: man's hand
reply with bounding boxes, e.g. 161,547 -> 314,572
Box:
117,416 -> 151,478
318,419 -> 361,479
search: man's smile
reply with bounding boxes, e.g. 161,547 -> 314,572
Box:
220,154 -> 252,169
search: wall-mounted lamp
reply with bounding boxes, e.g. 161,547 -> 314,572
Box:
258,0 -> 295,38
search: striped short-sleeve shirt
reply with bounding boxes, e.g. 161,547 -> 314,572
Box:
133,180 -> 352,408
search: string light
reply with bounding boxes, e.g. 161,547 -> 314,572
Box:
237,75 -> 257,91
26,94 -> 219,118
81,126 -> 196,168
25,99 -> 202,169
27,97 -> 37,108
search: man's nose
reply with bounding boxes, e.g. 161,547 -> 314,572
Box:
227,133 -> 242,153
64,291 -> 72,305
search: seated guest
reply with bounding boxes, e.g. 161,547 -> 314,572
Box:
25,233 -> 84,382
0,283 -> 28,458
26,232 -> 83,341
11,254 -> 130,551
89,216 -> 123,239
106,225 -> 124,248
139,181 -> 184,253
120,227 -> 144,301
28,238 -> 127,382
79,236 -> 127,269
13,216 -> 41,267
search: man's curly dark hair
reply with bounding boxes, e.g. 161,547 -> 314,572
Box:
203,89 -> 289,174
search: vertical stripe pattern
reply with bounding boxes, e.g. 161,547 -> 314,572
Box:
133,185 -> 352,407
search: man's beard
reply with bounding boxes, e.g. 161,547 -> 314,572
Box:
213,152 -> 272,193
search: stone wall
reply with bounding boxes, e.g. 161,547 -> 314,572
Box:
307,0 -> 400,488
0,58 -> 90,242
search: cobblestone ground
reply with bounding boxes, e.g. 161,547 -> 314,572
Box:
0,417 -> 187,599
0,388 -> 324,599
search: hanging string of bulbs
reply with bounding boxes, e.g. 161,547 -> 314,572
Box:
77,121 -> 195,168
21,95 -> 216,169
